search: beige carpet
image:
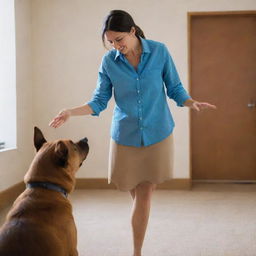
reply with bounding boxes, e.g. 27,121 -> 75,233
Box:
1,184 -> 256,256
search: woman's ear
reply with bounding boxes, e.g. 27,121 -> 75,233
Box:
130,26 -> 136,36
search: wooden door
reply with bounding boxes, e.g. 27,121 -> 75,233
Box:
189,11 -> 256,181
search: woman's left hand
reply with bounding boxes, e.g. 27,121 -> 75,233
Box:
184,98 -> 217,111
190,101 -> 217,111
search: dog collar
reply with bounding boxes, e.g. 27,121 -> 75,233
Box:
26,182 -> 68,198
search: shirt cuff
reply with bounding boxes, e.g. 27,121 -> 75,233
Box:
87,101 -> 100,116
177,95 -> 192,107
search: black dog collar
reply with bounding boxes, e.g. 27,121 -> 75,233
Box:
26,182 -> 68,198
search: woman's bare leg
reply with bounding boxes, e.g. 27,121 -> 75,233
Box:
130,182 -> 156,256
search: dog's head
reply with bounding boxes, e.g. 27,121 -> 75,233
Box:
24,127 -> 89,193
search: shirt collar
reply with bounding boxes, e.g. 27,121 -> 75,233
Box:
114,37 -> 151,61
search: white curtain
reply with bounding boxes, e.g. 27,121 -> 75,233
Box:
0,0 -> 16,150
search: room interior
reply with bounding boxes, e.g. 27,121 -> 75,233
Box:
0,0 -> 256,255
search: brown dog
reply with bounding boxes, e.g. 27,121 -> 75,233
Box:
0,127 -> 89,256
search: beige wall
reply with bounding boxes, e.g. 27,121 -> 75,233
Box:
0,0 -> 33,191
31,0 -> 255,180
1,0 -> 256,191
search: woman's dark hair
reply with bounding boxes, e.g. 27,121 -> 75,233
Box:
102,10 -> 145,48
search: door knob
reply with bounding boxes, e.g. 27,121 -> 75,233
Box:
247,101 -> 256,108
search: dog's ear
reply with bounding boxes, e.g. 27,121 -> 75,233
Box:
54,141 -> 68,168
34,127 -> 47,152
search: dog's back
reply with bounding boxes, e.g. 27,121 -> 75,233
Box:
0,189 -> 75,256
0,220 -> 66,256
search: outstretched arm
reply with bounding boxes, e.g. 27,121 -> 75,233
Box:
49,104 -> 94,128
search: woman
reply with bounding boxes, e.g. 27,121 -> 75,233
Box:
49,10 -> 216,256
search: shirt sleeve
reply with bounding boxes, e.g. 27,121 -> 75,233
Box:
162,44 -> 191,107
86,56 -> 113,116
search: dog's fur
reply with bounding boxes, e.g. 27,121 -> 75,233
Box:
0,127 -> 89,256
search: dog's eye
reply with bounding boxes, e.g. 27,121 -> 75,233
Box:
69,140 -> 77,151
79,162 -> 82,167
72,144 -> 78,151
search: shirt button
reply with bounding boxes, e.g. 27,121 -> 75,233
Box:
137,78 -> 139,80
137,90 -> 140,93
139,117 -> 142,120
138,100 -> 141,104
140,127 -> 143,130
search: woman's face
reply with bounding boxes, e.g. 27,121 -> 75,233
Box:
105,27 -> 136,55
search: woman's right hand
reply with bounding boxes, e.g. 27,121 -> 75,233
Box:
49,109 -> 71,128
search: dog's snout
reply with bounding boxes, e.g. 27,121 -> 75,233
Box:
81,137 -> 88,143
77,137 -> 89,152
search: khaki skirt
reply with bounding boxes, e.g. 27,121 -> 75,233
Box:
108,133 -> 174,192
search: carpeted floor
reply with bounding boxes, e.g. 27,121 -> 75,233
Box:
1,183 -> 256,256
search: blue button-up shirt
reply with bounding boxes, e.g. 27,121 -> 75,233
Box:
87,37 -> 191,147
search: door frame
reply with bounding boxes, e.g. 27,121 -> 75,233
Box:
187,10 -> 256,183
